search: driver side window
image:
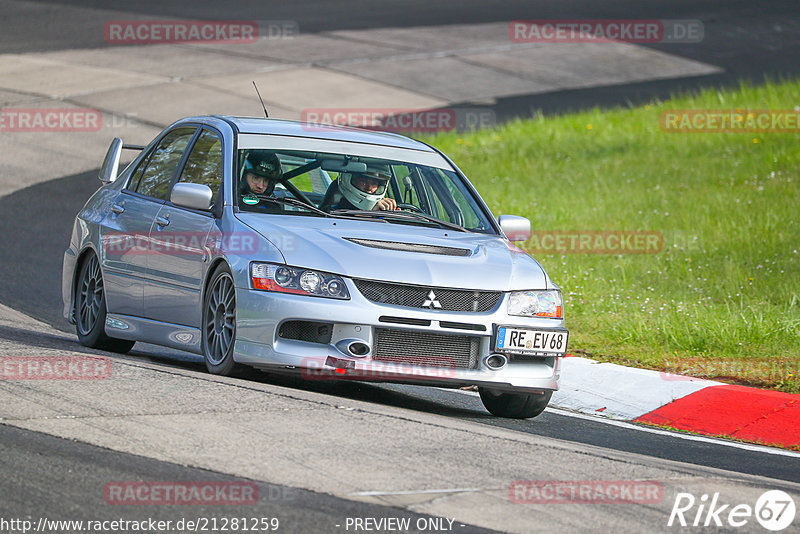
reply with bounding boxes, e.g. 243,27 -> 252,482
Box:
178,129 -> 223,205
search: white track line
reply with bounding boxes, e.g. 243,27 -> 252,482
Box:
352,488 -> 484,496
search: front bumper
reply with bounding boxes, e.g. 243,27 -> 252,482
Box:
233,280 -> 566,393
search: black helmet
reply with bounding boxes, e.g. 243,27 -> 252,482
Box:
243,150 -> 282,181
240,151 -> 282,196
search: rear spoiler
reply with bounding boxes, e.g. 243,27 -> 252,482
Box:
100,138 -> 146,184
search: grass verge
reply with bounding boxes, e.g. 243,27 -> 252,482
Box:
422,78 -> 800,393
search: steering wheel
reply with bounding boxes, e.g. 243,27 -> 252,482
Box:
396,203 -> 425,213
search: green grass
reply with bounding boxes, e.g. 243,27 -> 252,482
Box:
420,79 -> 800,392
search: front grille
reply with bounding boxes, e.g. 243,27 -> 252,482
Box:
439,321 -> 486,332
373,328 -> 480,369
379,316 -> 431,326
354,280 -> 501,312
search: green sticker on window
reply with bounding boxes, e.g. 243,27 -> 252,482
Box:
243,195 -> 259,205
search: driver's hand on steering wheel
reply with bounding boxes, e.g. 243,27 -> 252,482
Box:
374,197 -> 400,211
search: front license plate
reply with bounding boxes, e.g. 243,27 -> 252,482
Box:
496,327 -> 568,356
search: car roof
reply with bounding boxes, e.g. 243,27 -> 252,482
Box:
204,115 -> 436,152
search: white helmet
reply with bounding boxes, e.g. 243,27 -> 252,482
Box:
338,165 -> 391,210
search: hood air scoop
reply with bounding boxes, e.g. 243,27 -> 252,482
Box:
343,237 -> 471,257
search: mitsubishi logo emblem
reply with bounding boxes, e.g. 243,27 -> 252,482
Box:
422,290 -> 442,309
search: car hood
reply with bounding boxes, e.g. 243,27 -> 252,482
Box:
236,214 -> 550,291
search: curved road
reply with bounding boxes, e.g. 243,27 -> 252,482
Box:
2,169 -> 798,483
2,0 -> 800,117
2,2 -> 800,532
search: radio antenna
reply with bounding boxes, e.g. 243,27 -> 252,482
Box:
253,81 -> 269,118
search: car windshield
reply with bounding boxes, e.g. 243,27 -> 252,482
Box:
235,149 -> 495,233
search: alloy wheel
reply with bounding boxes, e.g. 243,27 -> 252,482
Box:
77,255 -> 104,335
204,272 -> 236,365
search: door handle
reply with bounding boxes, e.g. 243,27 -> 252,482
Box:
111,204 -> 125,214
155,216 -> 170,227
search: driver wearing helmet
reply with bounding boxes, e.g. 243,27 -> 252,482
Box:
321,164 -> 398,211
239,150 -> 282,207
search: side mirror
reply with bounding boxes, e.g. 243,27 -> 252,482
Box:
171,183 -> 213,211
98,137 -> 123,184
498,214 -> 531,242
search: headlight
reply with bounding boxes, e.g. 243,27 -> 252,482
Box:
251,263 -> 350,300
507,290 -> 562,318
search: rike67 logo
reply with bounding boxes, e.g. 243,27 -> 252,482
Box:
668,490 -> 796,531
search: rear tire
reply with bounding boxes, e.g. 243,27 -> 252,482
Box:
75,253 -> 135,354
478,387 -> 552,419
201,263 -> 244,376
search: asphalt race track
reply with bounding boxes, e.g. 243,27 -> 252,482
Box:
2,0 -> 799,117
2,1 -> 800,533
0,424 -> 498,534
1,169 -> 798,479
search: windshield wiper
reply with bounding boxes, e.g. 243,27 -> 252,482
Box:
330,209 -> 469,232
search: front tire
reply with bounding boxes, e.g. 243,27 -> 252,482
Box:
478,387 -> 552,419
75,253 -> 135,353
202,263 -> 243,376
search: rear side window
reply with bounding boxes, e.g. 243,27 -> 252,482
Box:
135,127 -> 196,200
128,157 -> 147,192
177,129 -> 223,205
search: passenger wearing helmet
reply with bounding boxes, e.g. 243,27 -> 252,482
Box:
239,150 -> 282,207
320,164 -> 398,211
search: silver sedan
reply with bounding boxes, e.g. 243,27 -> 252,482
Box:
62,115 -> 568,418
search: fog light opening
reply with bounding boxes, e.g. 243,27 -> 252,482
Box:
485,354 -> 508,370
348,342 -> 370,356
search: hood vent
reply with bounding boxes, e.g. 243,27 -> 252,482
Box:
343,237 -> 471,257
